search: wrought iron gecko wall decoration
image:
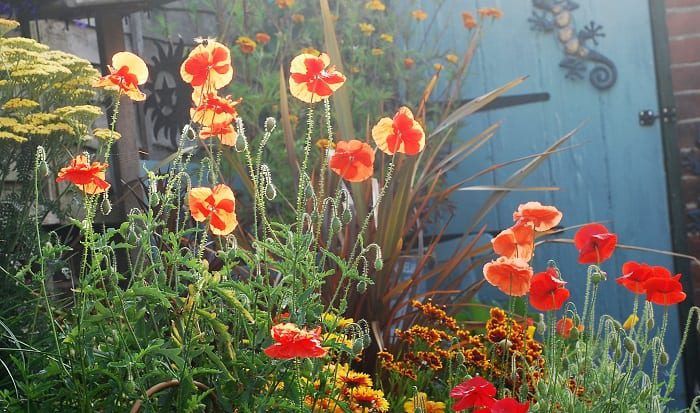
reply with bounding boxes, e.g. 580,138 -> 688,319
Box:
529,0 -> 617,90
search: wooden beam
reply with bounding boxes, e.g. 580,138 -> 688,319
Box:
95,12 -> 145,218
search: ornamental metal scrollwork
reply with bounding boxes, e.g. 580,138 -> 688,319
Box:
529,0 -> 617,90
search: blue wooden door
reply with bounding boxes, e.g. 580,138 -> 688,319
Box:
420,0 -> 685,405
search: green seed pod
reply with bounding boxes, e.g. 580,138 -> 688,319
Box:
632,352 -> 641,367
647,317 -> 655,330
659,351 -> 669,366
357,281 -> 367,294
623,337 -> 637,353
374,258 -> 383,271
330,216 -> 341,233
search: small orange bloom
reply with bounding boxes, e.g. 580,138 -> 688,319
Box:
191,92 -> 241,125
329,140 -> 375,182
556,317 -> 583,339
462,12 -> 477,29
200,122 -> 237,146
188,184 -> 238,235
445,54 -> 459,64
255,32 -> 271,45
236,36 -> 256,54
491,220 -> 535,262
411,9 -> 428,21
263,323 -> 328,359
180,40 -> 233,90
433,63 -> 444,71
291,13 -> 305,23
56,154 -> 110,194
372,106 -> 425,155
365,0 -> 386,11
93,52 -> 148,101
289,52 -> 346,103
479,7 -> 503,19
483,256 -> 533,296
276,0 -> 295,8
403,58 -> 415,69
513,201 -> 562,231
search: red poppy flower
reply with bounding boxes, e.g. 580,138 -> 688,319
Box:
450,376 -> 496,411
512,201 -> 562,232
574,223 -> 617,264
255,32 -> 271,45
199,122 -> 237,146
556,317 -> 583,339
616,261 -> 658,294
329,140 -> 375,182
372,106 -> 425,155
180,40 -> 233,90
93,52 -> 148,101
491,220 -> 535,262
263,323 -> 328,359
529,267 -> 570,311
191,92 -> 241,125
483,256 -> 533,297
289,52 -> 346,103
56,154 -> 110,194
188,184 -> 238,235
644,274 -> 686,306
490,398 -> 530,413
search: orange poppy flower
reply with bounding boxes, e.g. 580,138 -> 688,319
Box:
263,323 -> 328,359
188,184 -> 238,235
255,32 -> 271,45
478,8 -> 503,19
491,220 -> 535,262
403,58 -> 415,69
644,273 -> 686,306
615,261 -> 657,294
512,201 -> 562,231
574,223 -> 617,264
180,40 -> 233,90
372,106 -> 425,155
93,52 -> 149,101
483,256 -> 533,296
556,317 -> 583,339
200,122 -> 237,146
329,140 -> 375,182
191,92 -> 241,125
236,36 -> 256,54
529,267 -> 570,311
289,52 -> 347,103
462,12 -> 477,29
56,154 -> 110,194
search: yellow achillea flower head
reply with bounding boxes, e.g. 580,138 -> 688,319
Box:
93,128 -> 121,141
365,0 -> 386,11
2,98 -> 40,112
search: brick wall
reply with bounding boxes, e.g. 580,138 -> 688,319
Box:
667,0 -> 700,304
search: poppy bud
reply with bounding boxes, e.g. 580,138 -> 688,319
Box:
342,207 -> 352,224
38,160 -> 49,177
696,318 -> 700,335
561,357 -> 569,369
352,338 -> 364,355
632,352 -> 641,366
659,351 -> 669,366
537,380 -> 548,395
149,192 -> 160,208
302,358 -> 313,371
537,315 -> 547,335
455,351 -> 465,364
235,134 -> 247,152
183,124 -> 196,141
101,194 -> 112,215
374,258 -> 383,271
569,325 -> 580,340
623,337 -> 636,353
265,183 -> 277,200
611,335 -> 619,350
573,314 -> 581,326
591,270 -> 606,284
264,117 -> 277,132
614,347 -> 622,360
357,281 -> 367,293
330,216 -> 341,233
647,317 -> 655,330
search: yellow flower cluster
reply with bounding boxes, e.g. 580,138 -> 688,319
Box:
306,363 -> 390,412
93,128 -> 121,141
2,98 -> 40,112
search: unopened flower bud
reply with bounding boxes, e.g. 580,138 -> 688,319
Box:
455,351 -> 465,364
264,117 -> 277,131
235,134 -> 246,152
537,380 -> 548,395
632,352 -> 641,366
357,281 -> 367,294
614,347 -> 622,360
647,317 -> 655,330
38,160 -> 49,177
659,351 -> 669,366
623,337 -> 637,353
265,183 -> 277,200
101,195 -> 112,215
352,338 -> 364,355
342,207 -> 352,224
330,216 -> 341,233
374,258 -> 383,271
183,124 -> 196,141
536,315 -> 547,336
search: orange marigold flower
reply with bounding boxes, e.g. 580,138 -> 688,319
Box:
351,387 -> 389,412
188,184 -> 238,235
483,256 -> 533,296
93,51 -> 148,101
289,52 -> 346,103
462,12 -> 477,29
263,323 -> 328,359
199,122 -> 237,146
491,220 -> 535,262
512,201 -> 563,231
236,36 -> 256,54
276,0 -> 295,8
479,7 -> 503,19
372,106 -> 425,155
556,317 -> 583,339
191,92 -> 241,125
365,0 -> 386,11
255,32 -> 271,45
291,13 -> 305,23
56,154 -> 110,194
404,57 -> 415,69
329,139 -> 375,182
411,9 -> 428,21
180,40 -> 233,90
